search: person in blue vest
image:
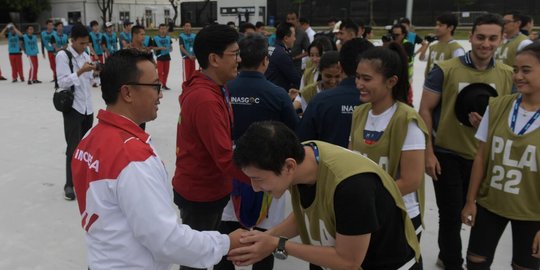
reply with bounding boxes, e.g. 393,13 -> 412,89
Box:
41,19 -> 56,81
1,23 -> 24,82
88,20 -> 104,63
296,38 -> 373,148
51,22 -> 68,53
154,23 -> 173,90
101,22 -> 118,58
119,20 -> 133,49
179,21 -> 196,81
22,25 -> 41,84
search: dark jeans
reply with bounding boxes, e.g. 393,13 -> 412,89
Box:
215,221 -> 275,270
63,108 -> 93,188
467,205 -> 540,270
174,192 -> 226,270
432,152 -> 473,270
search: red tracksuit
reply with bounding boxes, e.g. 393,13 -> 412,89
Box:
9,54 -> 24,81
157,60 -> 170,87
183,58 -> 196,82
48,51 -> 56,79
28,55 -> 38,81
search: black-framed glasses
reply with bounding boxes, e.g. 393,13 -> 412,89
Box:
124,82 -> 162,94
222,51 -> 241,59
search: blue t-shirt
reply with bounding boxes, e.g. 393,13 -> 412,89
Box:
296,77 -> 362,148
40,30 -> 54,53
179,32 -> 196,58
23,34 -> 38,56
228,71 -> 299,140
153,35 -> 172,60
119,31 -> 131,49
89,31 -> 104,55
102,32 -> 118,53
7,32 -> 22,54
51,32 -> 68,50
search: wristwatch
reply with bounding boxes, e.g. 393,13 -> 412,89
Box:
272,236 -> 288,260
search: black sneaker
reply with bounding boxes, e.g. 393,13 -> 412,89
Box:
64,186 -> 76,201
27,81 -> 32,85
50,79 -> 55,83
162,86 -> 171,90
0,76 -> 6,80
33,80 -> 42,84
12,79 -> 17,83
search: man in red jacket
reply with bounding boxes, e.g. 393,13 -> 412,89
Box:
172,24 -> 247,270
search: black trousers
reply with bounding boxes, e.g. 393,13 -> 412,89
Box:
63,108 -> 93,188
174,192 -> 226,270
214,221 -> 275,270
432,152 -> 473,270
467,204 -> 540,270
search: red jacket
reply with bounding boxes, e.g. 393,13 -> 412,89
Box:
173,71 -> 248,202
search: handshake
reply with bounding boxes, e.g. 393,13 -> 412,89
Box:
228,229 -> 283,266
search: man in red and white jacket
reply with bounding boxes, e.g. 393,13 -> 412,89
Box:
72,49 -> 244,270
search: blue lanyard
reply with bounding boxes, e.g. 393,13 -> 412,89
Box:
307,142 -> 320,164
220,86 -> 233,133
510,95 -> 540,135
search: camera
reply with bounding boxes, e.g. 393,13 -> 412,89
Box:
425,35 -> 438,43
381,33 -> 393,43
90,61 -> 103,72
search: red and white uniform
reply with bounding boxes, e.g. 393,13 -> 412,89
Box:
72,110 -> 230,270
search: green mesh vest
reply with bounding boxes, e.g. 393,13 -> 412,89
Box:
424,41 -> 464,77
300,82 -> 320,104
435,57 -> 513,159
477,94 -> 540,220
290,141 -> 421,265
302,64 -> 317,88
350,102 -> 429,223
495,33 -> 529,67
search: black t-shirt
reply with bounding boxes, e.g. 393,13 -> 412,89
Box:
297,173 -> 414,270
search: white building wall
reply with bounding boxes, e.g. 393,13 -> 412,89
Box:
43,0 -> 269,29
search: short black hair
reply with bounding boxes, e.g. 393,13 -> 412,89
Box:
25,25 -> 34,31
362,25 -> 372,38
319,51 -> 340,71
182,21 -> 192,26
436,12 -> 458,35
238,34 -> 268,69
131,25 -> 145,36
46,19 -> 53,25
399,17 -> 411,25
308,37 -> 334,57
100,49 -> 155,105
340,19 -> 359,35
327,17 -> 338,24
194,24 -> 239,69
391,24 -> 408,36
503,10 -> 522,22
276,22 -> 294,41
339,38 -> 374,77
520,14 -> 533,29
90,20 -> 99,27
299,17 -> 309,25
158,23 -> 167,28
239,22 -> 256,33
472,13 -> 505,34
233,121 -> 306,175
255,21 -> 265,29
54,22 -> 63,28
70,23 -> 89,39
227,21 -> 236,27
287,11 -> 299,18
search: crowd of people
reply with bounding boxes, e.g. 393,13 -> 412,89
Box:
6,8 -> 540,270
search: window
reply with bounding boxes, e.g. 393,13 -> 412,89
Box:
164,9 -> 171,24
67,11 -> 81,25
119,11 -> 130,22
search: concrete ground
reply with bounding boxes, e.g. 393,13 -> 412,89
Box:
0,40 -> 514,269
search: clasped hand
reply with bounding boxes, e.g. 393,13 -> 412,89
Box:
228,230 -> 279,266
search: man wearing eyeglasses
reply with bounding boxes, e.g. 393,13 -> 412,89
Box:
72,49 -> 246,270
56,23 -> 97,201
172,24 -> 250,270
495,11 -> 533,66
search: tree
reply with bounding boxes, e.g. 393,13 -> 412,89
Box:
97,0 -> 114,29
196,0 -> 211,25
168,0 -> 179,26
2,0 -> 51,21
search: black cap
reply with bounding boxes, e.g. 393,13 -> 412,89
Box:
454,83 -> 498,127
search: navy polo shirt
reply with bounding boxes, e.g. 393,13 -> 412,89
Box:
228,71 -> 299,140
265,42 -> 301,92
296,77 -> 362,148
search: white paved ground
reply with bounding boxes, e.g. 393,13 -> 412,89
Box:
0,41 -> 514,269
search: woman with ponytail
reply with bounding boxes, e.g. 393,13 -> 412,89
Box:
349,42 -> 428,269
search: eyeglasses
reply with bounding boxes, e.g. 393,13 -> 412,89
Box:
124,82 -> 162,94
222,51 -> 240,60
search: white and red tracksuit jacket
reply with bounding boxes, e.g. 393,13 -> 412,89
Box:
72,110 -> 230,270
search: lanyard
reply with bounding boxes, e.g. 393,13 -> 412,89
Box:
220,86 -> 234,134
510,95 -> 540,135
307,142 -> 320,164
